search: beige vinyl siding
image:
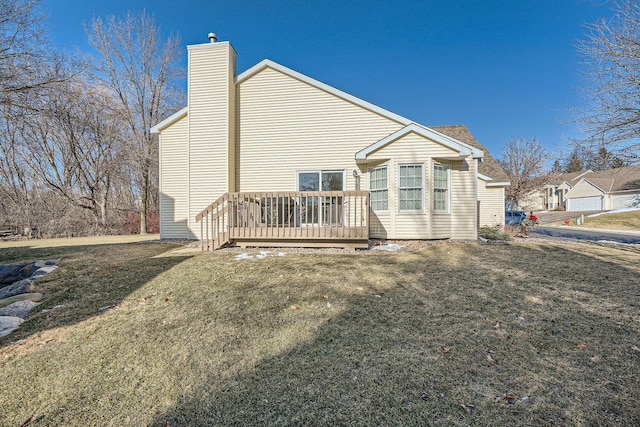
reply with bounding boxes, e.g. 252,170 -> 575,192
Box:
450,158 -> 478,240
237,67 -> 403,193
566,180 -> 604,198
187,43 -> 236,235
159,115 -> 190,239
478,181 -> 505,227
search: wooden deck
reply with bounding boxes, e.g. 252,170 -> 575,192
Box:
196,191 -> 370,251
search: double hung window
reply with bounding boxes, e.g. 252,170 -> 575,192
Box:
369,166 -> 388,211
433,164 -> 449,212
399,164 -> 423,211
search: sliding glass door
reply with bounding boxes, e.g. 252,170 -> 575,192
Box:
298,171 -> 344,225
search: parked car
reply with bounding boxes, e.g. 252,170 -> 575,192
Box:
505,210 -> 527,225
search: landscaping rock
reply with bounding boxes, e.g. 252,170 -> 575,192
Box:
34,259 -> 59,268
0,293 -> 44,309
31,265 -> 58,279
0,278 -> 34,300
0,316 -> 24,337
0,264 -> 28,285
0,300 -> 39,318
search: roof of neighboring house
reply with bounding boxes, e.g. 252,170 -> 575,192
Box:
544,170 -> 591,187
430,125 -> 509,183
580,165 -> 640,193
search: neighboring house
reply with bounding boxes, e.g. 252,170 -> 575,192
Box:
151,37 -> 508,249
565,166 -> 640,211
539,171 -> 592,211
533,166 -> 640,212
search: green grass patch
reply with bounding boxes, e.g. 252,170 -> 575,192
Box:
582,210 -> 640,231
1,241 -> 639,425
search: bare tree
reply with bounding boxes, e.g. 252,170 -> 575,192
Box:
576,0 -> 640,163
0,0 -> 65,108
84,11 -> 184,233
21,78 -> 129,229
498,138 -> 548,208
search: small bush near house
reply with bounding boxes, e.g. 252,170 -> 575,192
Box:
479,226 -> 512,241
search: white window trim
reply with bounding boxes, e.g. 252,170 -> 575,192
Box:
433,163 -> 450,214
368,165 -> 389,213
398,163 -> 424,214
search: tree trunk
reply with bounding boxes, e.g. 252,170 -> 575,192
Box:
139,160 -> 149,234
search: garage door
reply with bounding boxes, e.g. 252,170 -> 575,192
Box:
567,196 -> 603,211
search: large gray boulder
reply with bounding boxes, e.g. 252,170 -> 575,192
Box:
0,300 -> 39,318
0,316 -> 24,337
0,278 -> 34,299
0,264 -> 29,285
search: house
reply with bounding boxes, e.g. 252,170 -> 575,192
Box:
565,166 -> 640,211
151,36 -> 509,249
539,170 -> 592,211
532,166 -> 640,212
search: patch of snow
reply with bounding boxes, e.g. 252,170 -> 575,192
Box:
277,252 -> 286,257
596,240 -> 624,245
371,243 -> 403,252
235,253 -> 254,260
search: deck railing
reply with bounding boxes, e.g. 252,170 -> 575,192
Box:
196,191 -> 370,250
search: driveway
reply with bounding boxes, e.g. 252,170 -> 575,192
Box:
531,225 -> 640,244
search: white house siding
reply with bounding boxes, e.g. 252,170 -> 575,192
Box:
159,115 -> 190,239
187,42 -> 236,234
612,192 -> 640,209
237,67 -> 403,193
478,181 -> 505,227
450,158 -> 478,240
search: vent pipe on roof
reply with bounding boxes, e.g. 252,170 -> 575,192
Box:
208,32 -> 217,43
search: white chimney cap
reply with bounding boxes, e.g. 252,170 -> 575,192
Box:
208,32 -> 217,43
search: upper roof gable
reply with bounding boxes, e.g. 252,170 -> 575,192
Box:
355,123 -> 484,162
237,59 -> 412,126
152,58 -> 484,162
566,178 -> 606,196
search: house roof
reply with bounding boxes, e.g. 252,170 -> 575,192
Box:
580,165 -> 640,193
431,125 -> 509,184
355,123 -> 483,162
544,170 -> 591,187
153,54 -> 485,162
150,107 -> 188,134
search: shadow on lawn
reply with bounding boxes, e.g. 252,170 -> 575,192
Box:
147,243 -> 640,426
0,241 -> 193,347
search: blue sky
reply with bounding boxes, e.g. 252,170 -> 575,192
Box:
44,0 -> 614,160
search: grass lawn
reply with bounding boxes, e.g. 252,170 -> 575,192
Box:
1,240 -> 639,426
581,210 -> 640,232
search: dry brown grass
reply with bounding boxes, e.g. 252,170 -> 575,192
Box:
1,240 -> 639,426
581,210 -> 640,231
